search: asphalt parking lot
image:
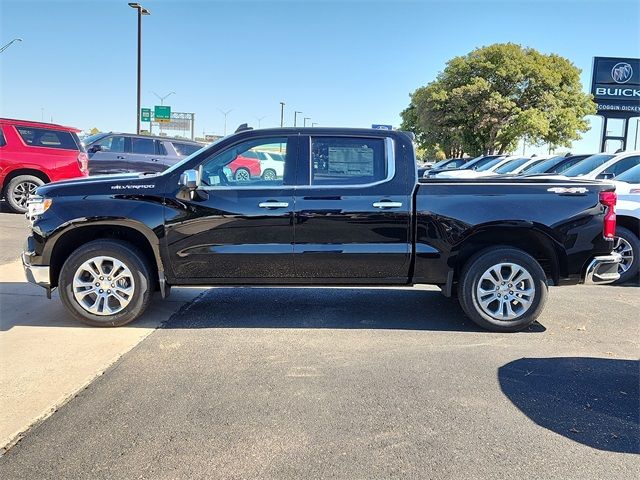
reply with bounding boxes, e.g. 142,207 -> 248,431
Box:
0,207 -> 638,479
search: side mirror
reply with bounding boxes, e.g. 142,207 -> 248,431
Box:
89,144 -> 103,153
597,171 -> 615,180
179,169 -> 200,190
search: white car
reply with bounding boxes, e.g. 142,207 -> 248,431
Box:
435,156 -> 535,179
493,156 -> 553,175
255,151 -> 285,180
609,164 -> 640,283
562,151 -> 640,180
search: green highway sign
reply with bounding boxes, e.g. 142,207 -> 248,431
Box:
141,108 -> 151,122
154,105 -> 171,123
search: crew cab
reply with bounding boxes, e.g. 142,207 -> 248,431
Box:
0,118 -> 88,213
22,127 -> 621,332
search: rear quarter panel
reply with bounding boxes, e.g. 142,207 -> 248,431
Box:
414,179 -> 615,284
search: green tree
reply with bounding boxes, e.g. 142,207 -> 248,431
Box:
404,43 -> 595,156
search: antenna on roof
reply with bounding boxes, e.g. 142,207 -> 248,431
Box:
235,123 -> 252,133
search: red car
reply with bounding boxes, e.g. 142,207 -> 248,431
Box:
0,118 -> 88,213
228,152 -> 262,181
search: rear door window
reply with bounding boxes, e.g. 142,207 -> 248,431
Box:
310,137 -> 387,185
0,128 -> 6,147
130,137 -> 155,155
15,126 -> 78,150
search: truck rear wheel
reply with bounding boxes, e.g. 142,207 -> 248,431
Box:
59,240 -> 154,327
458,247 -> 548,332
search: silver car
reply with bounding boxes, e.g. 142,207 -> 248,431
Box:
84,133 -> 203,175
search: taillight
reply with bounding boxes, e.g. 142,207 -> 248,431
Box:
77,152 -> 89,175
599,191 -> 617,239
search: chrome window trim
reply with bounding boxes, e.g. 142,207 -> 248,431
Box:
303,136 -> 395,189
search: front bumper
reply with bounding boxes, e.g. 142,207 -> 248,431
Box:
583,253 -> 621,285
22,252 -> 51,290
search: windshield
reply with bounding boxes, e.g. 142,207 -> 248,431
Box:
521,156 -> 563,174
163,135 -> 228,175
616,163 -> 640,183
82,132 -> 108,145
469,155 -> 502,170
476,157 -> 506,171
563,154 -> 614,177
494,157 -> 530,174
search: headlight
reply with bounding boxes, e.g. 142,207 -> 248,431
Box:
26,196 -> 52,220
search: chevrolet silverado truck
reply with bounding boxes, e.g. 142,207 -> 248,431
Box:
22,127 -> 621,332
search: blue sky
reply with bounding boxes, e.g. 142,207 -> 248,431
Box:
1,0 -> 639,153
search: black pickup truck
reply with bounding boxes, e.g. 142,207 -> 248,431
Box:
22,127 -> 621,332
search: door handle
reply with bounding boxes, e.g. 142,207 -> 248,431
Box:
258,201 -> 289,209
373,201 -> 403,209
151,158 -> 159,162
116,155 -> 125,160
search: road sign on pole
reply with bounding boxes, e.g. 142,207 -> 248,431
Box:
141,108 -> 151,122
154,105 -> 171,123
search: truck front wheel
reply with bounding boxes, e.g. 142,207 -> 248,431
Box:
59,240 -> 154,327
458,247 -> 548,332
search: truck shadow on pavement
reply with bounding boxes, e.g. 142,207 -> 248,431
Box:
498,357 -> 640,454
162,287 -> 546,333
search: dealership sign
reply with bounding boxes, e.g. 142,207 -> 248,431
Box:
591,57 -> 640,116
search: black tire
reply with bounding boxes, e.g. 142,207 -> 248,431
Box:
234,168 -> 250,181
613,226 -> 640,284
262,168 -> 277,180
458,247 -> 548,332
59,240 -> 154,327
4,175 -> 44,213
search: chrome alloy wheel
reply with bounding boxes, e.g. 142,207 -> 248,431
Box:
12,180 -> 39,208
476,262 -> 535,320
613,236 -> 634,274
72,256 -> 135,316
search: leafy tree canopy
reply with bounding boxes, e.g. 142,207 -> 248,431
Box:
401,43 -> 595,156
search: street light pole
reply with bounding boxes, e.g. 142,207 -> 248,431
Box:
255,116 -> 267,128
312,122 -> 318,127
129,3 -> 151,135
294,111 -> 302,127
303,117 -> 310,127
219,109 -> 232,135
279,101 -> 285,127
0,38 -> 22,54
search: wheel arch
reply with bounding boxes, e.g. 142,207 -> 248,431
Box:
452,224 -> 565,286
2,168 -> 50,192
47,221 -> 164,291
616,215 -> 639,237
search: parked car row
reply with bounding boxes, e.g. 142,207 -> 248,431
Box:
422,150 -> 640,283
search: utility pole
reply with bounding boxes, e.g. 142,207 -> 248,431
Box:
279,101 -> 285,127
294,111 -> 302,127
303,117 -> 310,127
128,3 -> 151,135
219,109 -> 232,135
